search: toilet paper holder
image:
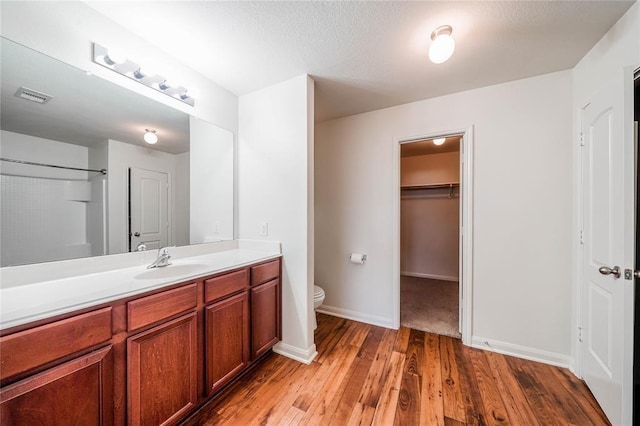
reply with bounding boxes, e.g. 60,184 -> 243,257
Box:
349,253 -> 367,264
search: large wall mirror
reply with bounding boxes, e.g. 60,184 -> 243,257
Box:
0,37 -> 234,267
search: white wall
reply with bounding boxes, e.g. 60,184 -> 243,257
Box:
190,118 -> 234,243
401,152 -> 460,280
88,142 -> 109,256
401,191 -> 459,280
572,4 -> 639,425
0,1 -> 237,134
239,75 -> 316,363
0,131 -> 91,265
573,3 -> 639,105
175,152 -> 190,247
107,140 -> 186,254
0,130 -> 88,180
316,70 -> 574,363
401,152 -> 460,186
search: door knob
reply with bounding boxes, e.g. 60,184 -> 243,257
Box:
134,232 -> 140,237
599,265 -> 621,279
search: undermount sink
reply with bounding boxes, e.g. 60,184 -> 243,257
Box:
134,263 -> 210,280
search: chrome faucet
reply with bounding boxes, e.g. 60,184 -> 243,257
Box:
147,246 -> 172,269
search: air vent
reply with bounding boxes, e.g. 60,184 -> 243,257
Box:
14,87 -> 53,104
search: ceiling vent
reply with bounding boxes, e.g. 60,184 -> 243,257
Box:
14,87 -> 53,104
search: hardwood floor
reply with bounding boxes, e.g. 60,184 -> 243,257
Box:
182,314 -> 609,425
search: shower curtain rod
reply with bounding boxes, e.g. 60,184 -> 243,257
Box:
0,157 -> 107,175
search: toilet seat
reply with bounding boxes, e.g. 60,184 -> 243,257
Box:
314,285 -> 325,300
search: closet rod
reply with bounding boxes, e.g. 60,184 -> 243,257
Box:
401,182 -> 459,190
0,157 -> 107,175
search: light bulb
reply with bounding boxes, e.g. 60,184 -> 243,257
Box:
429,26 -> 455,64
134,67 -> 151,79
144,129 -> 158,144
104,49 -> 127,65
433,138 -> 446,145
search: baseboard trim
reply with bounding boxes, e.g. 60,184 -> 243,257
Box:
401,272 -> 458,282
471,336 -> 571,368
272,342 -> 317,365
568,360 -> 579,377
317,305 -> 396,330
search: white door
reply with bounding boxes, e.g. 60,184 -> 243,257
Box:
129,168 -> 169,251
580,78 -> 634,425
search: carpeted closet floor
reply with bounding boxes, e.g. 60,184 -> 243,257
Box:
400,276 -> 461,338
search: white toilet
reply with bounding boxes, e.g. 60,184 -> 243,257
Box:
313,285 -> 326,330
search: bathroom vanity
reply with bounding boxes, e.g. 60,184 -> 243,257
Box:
0,243 -> 281,425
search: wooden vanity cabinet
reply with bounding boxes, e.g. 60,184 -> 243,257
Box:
250,260 -> 281,359
127,313 -> 198,426
205,292 -> 250,395
0,346 -> 114,425
0,256 -> 281,425
203,269 -> 250,396
0,307 -> 114,425
126,283 -> 198,425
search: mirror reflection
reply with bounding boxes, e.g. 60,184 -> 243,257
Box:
0,37 -> 234,267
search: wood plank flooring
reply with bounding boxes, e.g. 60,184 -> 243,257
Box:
182,314 -> 609,425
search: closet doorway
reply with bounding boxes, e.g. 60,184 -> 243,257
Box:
399,135 -> 462,338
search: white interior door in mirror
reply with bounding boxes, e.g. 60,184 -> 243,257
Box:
130,168 -> 169,251
190,117 -> 234,243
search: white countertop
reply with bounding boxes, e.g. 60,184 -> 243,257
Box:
0,240 -> 281,330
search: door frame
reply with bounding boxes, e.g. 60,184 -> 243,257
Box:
392,126 -> 474,344
574,64 -> 638,424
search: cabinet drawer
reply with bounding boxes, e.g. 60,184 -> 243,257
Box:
127,284 -> 197,332
0,307 -> 112,381
0,345 -> 114,424
250,260 -> 280,286
205,269 -> 248,303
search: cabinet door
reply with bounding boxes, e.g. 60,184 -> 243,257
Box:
0,345 -> 113,425
127,312 -> 197,426
251,279 -> 280,359
205,291 -> 249,395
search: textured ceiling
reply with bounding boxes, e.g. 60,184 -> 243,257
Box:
86,1 -> 635,122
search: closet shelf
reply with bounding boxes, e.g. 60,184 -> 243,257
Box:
401,182 -> 460,190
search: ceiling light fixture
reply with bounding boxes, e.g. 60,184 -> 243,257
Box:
433,137 -> 446,145
92,43 -> 195,106
144,129 -> 158,144
429,25 -> 455,64
133,67 -> 149,79
104,49 -> 127,66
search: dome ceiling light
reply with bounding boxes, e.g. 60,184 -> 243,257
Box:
429,25 -> 455,64
144,129 -> 158,144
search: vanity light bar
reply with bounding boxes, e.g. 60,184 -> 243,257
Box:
91,43 -> 195,107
